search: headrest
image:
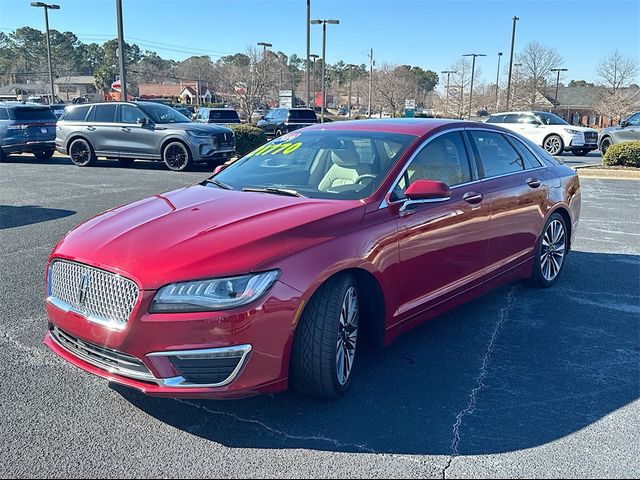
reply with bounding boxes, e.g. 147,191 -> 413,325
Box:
329,141 -> 360,167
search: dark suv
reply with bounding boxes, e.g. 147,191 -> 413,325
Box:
256,108 -> 318,137
0,102 -> 57,161
196,107 -> 241,127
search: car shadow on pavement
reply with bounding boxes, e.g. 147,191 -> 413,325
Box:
113,250 -> 640,455
3,154 -> 215,172
0,205 -> 76,229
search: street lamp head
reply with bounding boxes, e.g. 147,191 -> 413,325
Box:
309,54 -> 319,59
463,53 -> 486,57
551,68 -> 568,72
257,42 -> 272,47
311,19 -> 339,25
498,52 -> 503,56
326,19 -> 340,24
310,19 -> 322,24
30,2 -> 46,6
50,4 -> 60,9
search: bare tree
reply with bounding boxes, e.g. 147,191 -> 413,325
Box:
595,50 -> 640,121
447,58 -> 481,119
516,41 -> 563,109
371,64 -> 415,116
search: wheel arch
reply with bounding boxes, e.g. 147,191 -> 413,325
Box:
160,136 -> 193,159
65,134 -> 93,152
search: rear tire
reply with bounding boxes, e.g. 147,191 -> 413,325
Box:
543,135 -> 564,156
528,213 -> 568,288
33,149 -> 54,160
162,141 -> 192,171
291,274 -> 360,398
69,138 -> 97,167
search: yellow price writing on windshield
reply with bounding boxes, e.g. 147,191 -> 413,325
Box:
247,142 -> 303,157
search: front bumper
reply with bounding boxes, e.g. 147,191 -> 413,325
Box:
44,280 -> 302,399
188,136 -> 235,162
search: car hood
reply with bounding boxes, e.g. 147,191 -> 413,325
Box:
164,122 -> 232,134
51,185 -> 365,290
601,125 -> 622,134
559,125 -> 597,133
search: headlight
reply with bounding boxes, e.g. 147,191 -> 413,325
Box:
186,129 -> 211,138
564,128 -> 581,135
150,270 -> 280,313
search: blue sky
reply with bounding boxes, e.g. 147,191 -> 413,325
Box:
1,0 -> 639,86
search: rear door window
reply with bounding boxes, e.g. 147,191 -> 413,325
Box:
507,136 -> 543,169
62,105 -> 90,122
486,114 -> 505,123
502,114 -> 521,123
9,107 -> 57,121
93,104 -> 117,123
468,130 -> 525,178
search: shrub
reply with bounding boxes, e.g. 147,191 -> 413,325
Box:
229,124 -> 268,156
603,141 -> 640,168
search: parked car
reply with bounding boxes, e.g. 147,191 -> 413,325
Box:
195,107 -> 242,126
249,107 -> 267,124
43,118 -> 580,399
0,101 -> 57,161
598,111 -> 640,154
256,108 -> 318,137
171,104 -> 192,118
486,111 -> 599,156
55,101 -> 235,170
50,103 -> 70,119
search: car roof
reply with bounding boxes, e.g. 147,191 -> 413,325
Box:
303,118 -> 471,136
0,101 -> 52,108
491,111 -> 559,116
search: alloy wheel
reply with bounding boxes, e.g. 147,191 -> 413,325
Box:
165,144 -> 188,170
544,136 -> 563,156
70,141 -> 89,165
540,219 -> 566,282
336,286 -> 359,386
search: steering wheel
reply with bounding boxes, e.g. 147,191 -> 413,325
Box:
355,174 -> 377,184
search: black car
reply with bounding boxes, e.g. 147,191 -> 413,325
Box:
196,107 -> 242,127
0,102 -> 57,161
256,108 -> 318,137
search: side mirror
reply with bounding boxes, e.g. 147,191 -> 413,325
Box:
401,179 -> 451,212
136,117 -> 147,125
213,164 -> 228,175
620,120 -> 629,128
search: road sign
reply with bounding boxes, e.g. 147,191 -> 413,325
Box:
405,99 -> 416,110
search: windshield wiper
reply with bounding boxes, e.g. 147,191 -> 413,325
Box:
204,178 -> 233,190
242,186 -> 305,197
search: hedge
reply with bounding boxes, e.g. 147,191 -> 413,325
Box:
603,141 -> 640,168
229,124 -> 268,156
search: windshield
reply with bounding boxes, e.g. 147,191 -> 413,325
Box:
288,110 -> 318,121
210,130 -> 417,200
535,112 -> 569,125
210,110 -> 240,121
9,107 -> 57,121
139,103 -> 192,124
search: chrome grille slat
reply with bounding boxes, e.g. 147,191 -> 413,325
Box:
51,326 -> 156,382
48,260 -> 139,328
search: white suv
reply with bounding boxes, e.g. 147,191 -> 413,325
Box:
485,111 -> 599,156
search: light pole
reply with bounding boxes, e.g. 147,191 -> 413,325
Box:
505,15 -> 520,111
309,53 -> 319,107
30,2 -> 59,104
495,52 -> 503,111
306,0 -> 311,107
441,70 -> 456,118
115,0 -> 128,102
257,41 -> 272,58
551,67 -> 567,112
347,64 -> 356,118
368,48 -> 374,118
257,42 -> 272,108
311,19 -> 339,123
463,53 -> 486,120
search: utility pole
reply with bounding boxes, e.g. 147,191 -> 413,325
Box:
495,51 -> 503,111
306,0 -> 311,107
30,2 -> 60,104
310,53 -> 318,107
257,42 -> 272,109
551,67 -> 568,112
505,15 -> 520,111
368,48 -> 374,118
115,0 -> 128,102
441,70 -> 456,118
463,53 -> 486,120
311,19 -> 339,123
347,64 -> 356,118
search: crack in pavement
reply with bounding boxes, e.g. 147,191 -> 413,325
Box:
442,286 -> 518,478
175,398 -> 377,453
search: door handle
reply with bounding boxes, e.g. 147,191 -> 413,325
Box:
121,127 -> 131,132
527,178 -> 541,188
86,126 -> 96,131
463,192 -> 483,204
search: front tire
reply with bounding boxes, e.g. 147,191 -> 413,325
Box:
275,129 -> 283,137
528,213 -> 568,288
33,149 -> 54,160
291,274 -> 360,398
543,135 -> 564,156
69,138 -> 97,167
600,137 -> 611,155
162,141 -> 192,171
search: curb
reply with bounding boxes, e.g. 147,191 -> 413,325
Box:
573,166 -> 640,180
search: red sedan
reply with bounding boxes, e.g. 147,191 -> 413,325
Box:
44,119 -> 581,399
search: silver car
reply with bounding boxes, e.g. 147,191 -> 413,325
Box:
598,112 -> 640,154
56,101 -> 235,171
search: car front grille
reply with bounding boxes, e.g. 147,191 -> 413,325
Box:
584,132 -> 597,143
215,132 -> 234,149
50,326 -> 155,382
169,355 -> 244,385
48,260 -> 139,329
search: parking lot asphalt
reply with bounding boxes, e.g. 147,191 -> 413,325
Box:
1,154 -> 638,478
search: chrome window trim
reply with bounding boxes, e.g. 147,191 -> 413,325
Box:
147,344 -> 252,389
379,126 -> 549,210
